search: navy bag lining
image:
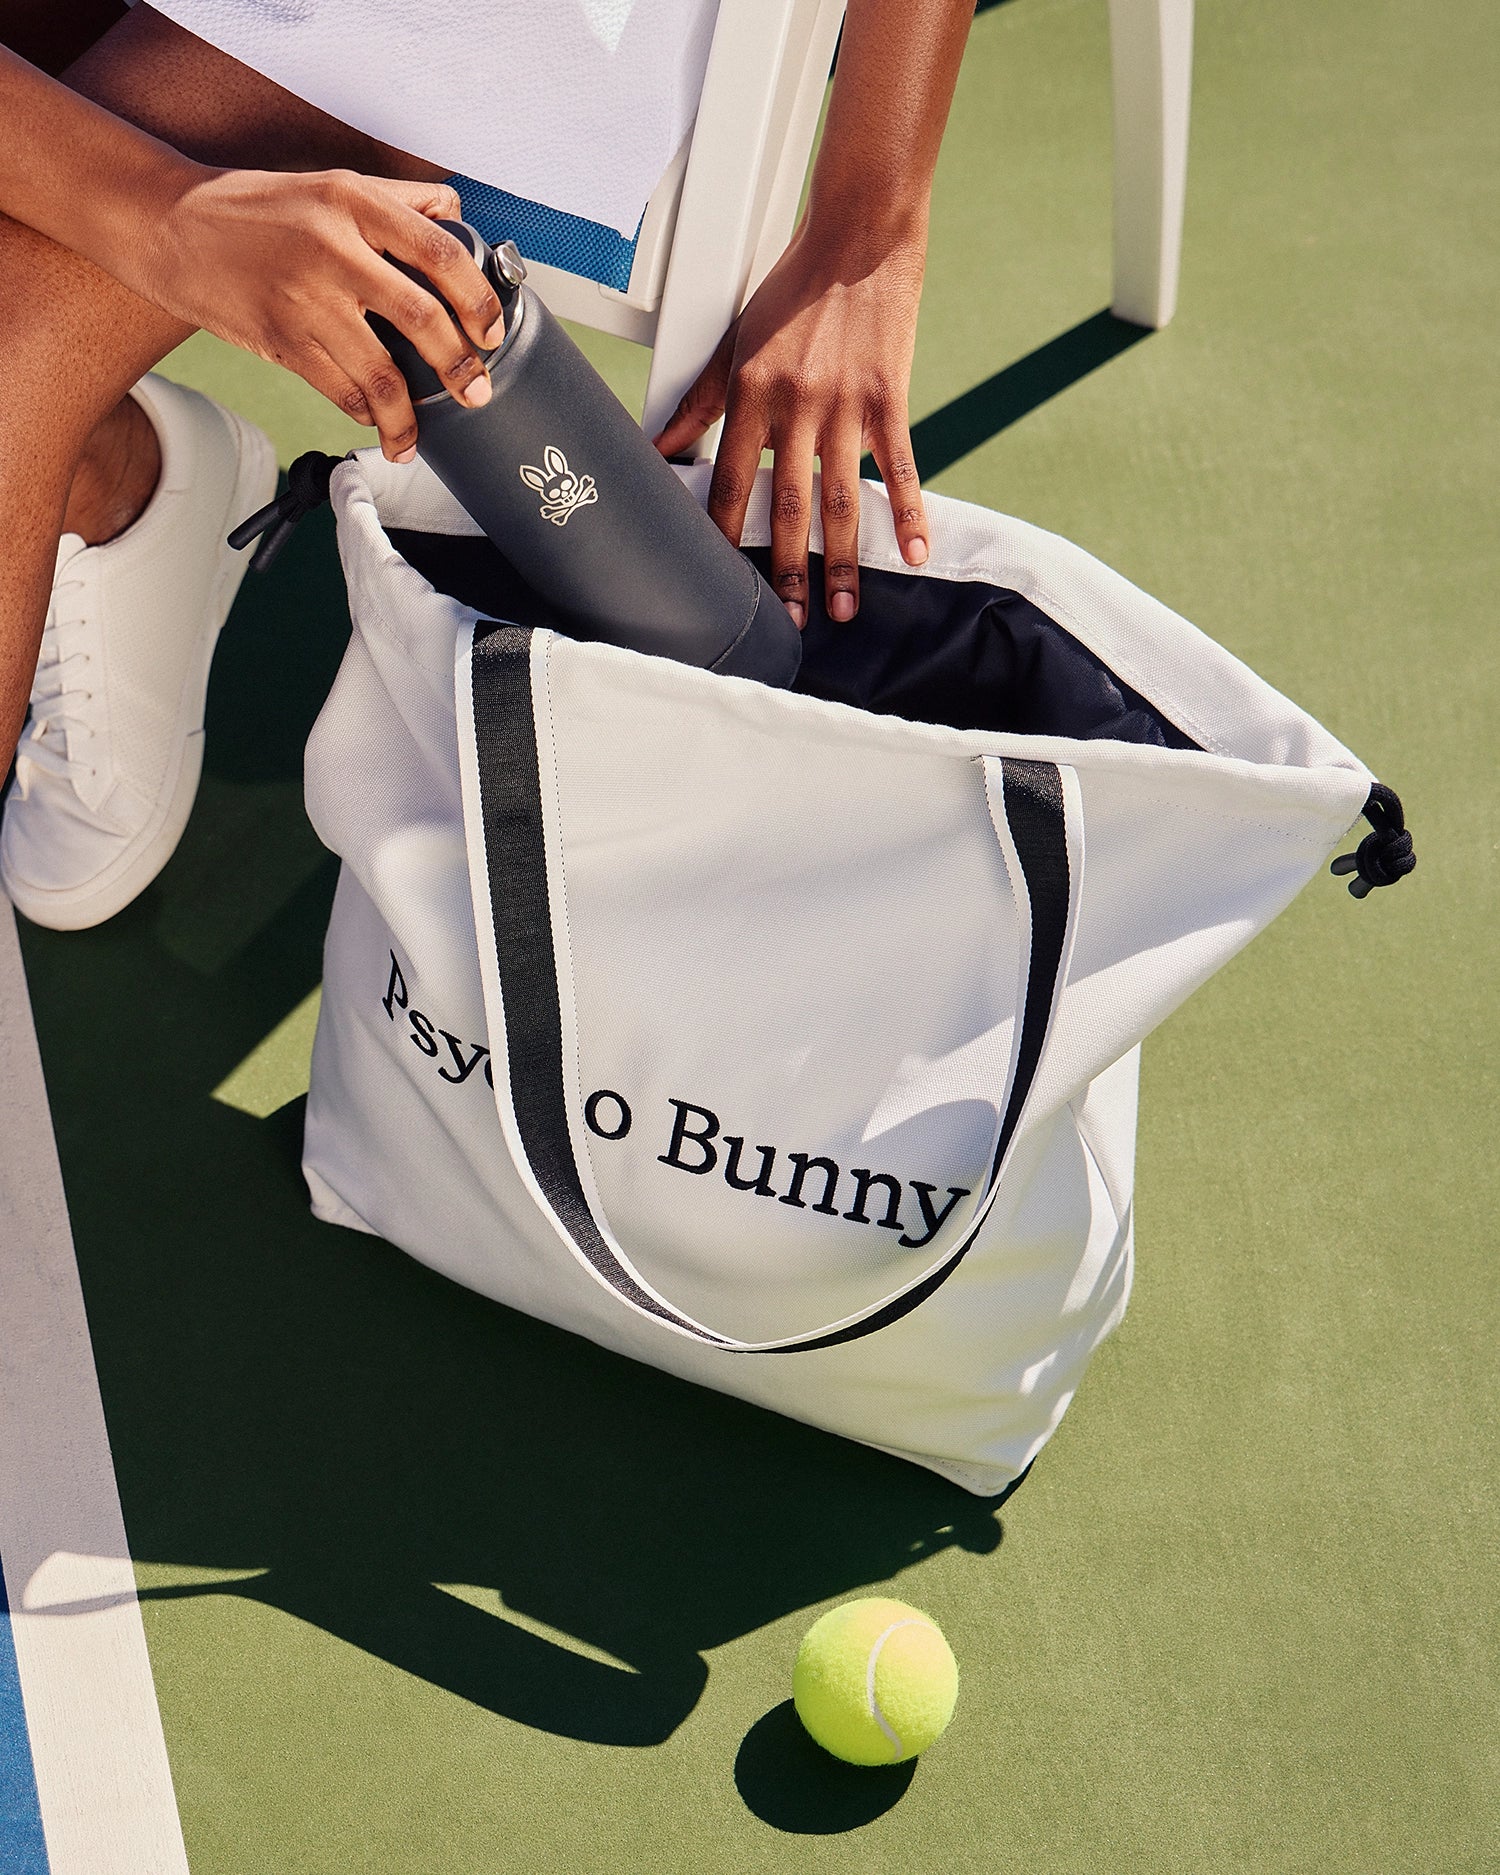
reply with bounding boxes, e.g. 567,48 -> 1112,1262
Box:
387,530 -> 1201,751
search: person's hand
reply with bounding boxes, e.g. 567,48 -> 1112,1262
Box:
653,223 -> 930,626
137,166 -> 504,461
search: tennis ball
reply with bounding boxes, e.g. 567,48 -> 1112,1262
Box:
792,1597 -> 958,1765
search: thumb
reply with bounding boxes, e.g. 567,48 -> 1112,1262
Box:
652,324 -> 736,456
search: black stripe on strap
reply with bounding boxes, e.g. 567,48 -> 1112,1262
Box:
763,757 -> 1071,1354
471,625 -> 732,1343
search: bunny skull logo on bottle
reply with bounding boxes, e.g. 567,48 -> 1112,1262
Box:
519,445 -> 598,525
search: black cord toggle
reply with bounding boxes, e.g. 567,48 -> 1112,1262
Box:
227,450 -> 347,573
1330,781 -> 1415,899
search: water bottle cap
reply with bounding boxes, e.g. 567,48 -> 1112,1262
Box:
367,220 -> 525,404
491,240 -> 528,290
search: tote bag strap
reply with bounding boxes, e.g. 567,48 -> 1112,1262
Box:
460,624 -> 1079,1355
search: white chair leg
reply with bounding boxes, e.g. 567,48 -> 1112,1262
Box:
1107,0 -> 1194,329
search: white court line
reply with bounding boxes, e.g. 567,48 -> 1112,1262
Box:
0,899 -> 190,1875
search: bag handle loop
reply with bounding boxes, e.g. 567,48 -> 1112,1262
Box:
461,625 -> 1078,1355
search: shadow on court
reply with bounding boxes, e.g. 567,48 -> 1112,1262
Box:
735,1702 -> 916,1832
19,506 -> 1008,1830
868,311 -> 1152,484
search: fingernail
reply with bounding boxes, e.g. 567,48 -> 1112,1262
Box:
786,600 -> 805,629
483,319 -> 507,348
830,591 -> 855,623
394,445 -> 417,464
906,537 -> 928,566
462,372 -> 492,408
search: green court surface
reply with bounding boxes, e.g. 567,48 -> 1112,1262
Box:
18,0 -> 1497,1866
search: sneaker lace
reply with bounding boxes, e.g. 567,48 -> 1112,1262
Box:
14,577 -> 98,800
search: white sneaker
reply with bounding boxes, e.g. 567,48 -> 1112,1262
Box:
2,373 -> 277,930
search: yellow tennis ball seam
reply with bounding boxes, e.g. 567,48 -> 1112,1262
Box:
866,1616 -> 933,1760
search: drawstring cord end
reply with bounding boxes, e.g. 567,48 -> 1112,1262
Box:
1331,781 -> 1415,899
227,450 -> 347,573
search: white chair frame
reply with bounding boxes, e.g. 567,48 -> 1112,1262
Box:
523,0 -> 846,448
1107,0 -> 1194,330
527,0 -> 1193,452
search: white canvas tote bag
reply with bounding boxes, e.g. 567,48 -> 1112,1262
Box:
297,450 -> 1411,1497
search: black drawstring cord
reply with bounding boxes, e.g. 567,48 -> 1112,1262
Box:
227,450 -> 347,573
1331,781 -> 1415,899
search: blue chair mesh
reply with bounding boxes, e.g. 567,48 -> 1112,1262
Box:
446,176 -> 644,293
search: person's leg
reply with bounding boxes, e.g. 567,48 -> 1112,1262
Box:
0,6 -> 170,771
0,1 -> 447,780
0,216 -> 182,776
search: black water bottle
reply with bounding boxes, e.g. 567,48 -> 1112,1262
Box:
368,221 -> 801,687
